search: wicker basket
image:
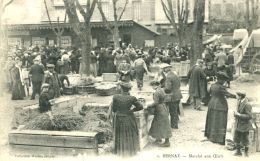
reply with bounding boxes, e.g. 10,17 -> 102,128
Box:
77,85 -> 96,94
102,73 -> 118,82
96,87 -> 119,96
63,86 -> 78,95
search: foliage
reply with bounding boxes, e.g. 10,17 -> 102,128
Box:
24,112 -> 85,131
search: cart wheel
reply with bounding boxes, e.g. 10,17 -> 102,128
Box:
250,52 -> 260,74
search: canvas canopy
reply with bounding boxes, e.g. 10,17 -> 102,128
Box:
233,29 -> 248,40
203,35 -> 222,45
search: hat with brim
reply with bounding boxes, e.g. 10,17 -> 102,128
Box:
236,91 -> 246,97
33,58 -> 40,62
137,51 -> 143,55
216,72 -> 229,80
159,63 -> 172,69
47,64 -> 55,68
119,82 -> 132,89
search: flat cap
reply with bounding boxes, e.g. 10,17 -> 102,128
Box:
236,91 -> 246,97
46,64 -> 55,68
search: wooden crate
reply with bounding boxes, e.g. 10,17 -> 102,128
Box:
171,62 -> 181,75
9,130 -> 99,156
248,123 -> 258,153
134,110 -> 150,150
180,61 -> 190,77
102,73 -> 118,82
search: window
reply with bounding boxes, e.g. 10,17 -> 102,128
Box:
133,1 -> 141,21
211,4 -> 221,19
225,3 -> 234,20
61,36 -> 71,47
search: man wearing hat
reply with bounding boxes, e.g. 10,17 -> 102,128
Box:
162,63 -> 182,129
29,58 -> 45,99
43,64 -> 62,99
133,51 -> 149,90
233,91 -> 252,157
187,59 -> 207,110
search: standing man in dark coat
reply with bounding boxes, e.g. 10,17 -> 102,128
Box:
162,63 -> 182,129
233,92 -> 252,157
43,64 -> 62,99
187,59 -> 207,110
118,59 -> 132,82
133,51 -> 149,91
29,58 -> 45,100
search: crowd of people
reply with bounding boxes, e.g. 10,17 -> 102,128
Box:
2,42 -> 189,100
1,41 -> 252,158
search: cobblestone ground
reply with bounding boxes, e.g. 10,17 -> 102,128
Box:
1,74 -> 260,161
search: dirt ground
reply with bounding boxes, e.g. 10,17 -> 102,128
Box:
0,74 -> 260,161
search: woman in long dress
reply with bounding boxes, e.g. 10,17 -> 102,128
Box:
11,59 -> 25,100
204,72 -> 236,145
111,82 -> 143,157
148,81 -> 172,147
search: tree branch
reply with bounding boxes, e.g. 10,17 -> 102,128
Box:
118,0 -> 128,21
113,0 -> 118,22
86,0 -> 97,22
86,0 -> 91,12
75,0 -> 87,20
184,0 -> 189,24
2,0 -> 14,12
63,0 -> 81,35
161,0 -> 172,22
44,0 -> 58,34
97,0 -> 113,32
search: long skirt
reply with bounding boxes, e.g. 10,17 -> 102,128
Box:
11,81 -> 25,100
113,113 -> 140,157
204,108 -> 228,145
149,104 -> 172,139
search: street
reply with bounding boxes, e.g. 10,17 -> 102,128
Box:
0,74 -> 260,161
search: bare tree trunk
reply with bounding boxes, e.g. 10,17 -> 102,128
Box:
246,0 -> 252,34
190,0 -> 205,66
113,24 -> 120,49
79,24 -> 91,76
63,0 -> 97,76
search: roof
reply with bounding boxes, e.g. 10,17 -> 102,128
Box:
132,20 -> 160,35
6,20 -> 134,30
5,20 -> 160,35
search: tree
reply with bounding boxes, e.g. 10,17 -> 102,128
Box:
190,0 -> 205,66
63,0 -> 97,76
245,0 -> 259,34
0,0 -> 15,58
161,0 -> 189,47
44,0 -> 66,47
97,0 -> 128,49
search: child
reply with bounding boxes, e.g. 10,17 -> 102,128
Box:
233,91 -> 253,157
39,84 -> 52,113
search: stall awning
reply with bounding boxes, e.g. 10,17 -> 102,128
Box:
5,20 -> 135,31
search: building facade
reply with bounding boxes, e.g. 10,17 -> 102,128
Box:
3,0 -> 209,48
